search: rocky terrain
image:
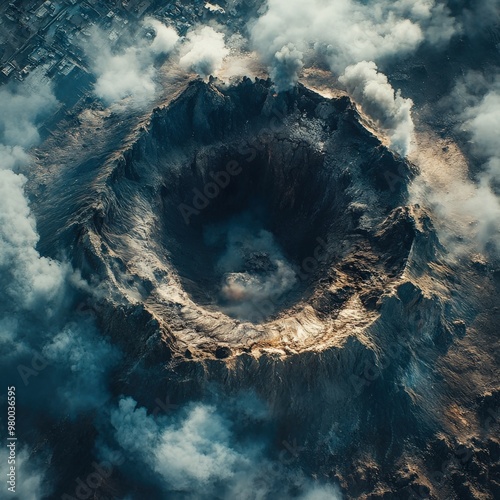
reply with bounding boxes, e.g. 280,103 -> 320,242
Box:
27,78 -> 500,499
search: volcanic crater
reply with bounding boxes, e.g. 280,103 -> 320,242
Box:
69,78 -> 437,358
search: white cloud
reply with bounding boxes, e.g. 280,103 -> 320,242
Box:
0,169 -> 69,313
110,397 -> 248,491
0,73 -> 67,317
249,0 -> 430,155
204,212 -> 298,322
93,45 -> 157,105
107,396 -> 343,498
299,483 -> 343,499
411,71 -> 500,255
179,26 -> 229,78
250,0 -> 457,88
43,325 -> 119,415
453,73 -> 500,251
270,43 -> 304,91
0,72 -> 57,147
0,74 -> 119,477
144,17 -> 179,55
86,20 -> 179,105
462,85 -> 500,181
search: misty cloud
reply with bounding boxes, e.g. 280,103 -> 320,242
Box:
458,0 -> 500,35
461,77 -> 500,181
92,44 -> 157,104
0,161 -> 71,316
3,5 -> 498,499
0,145 -> 29,170
86,19 -> 179,105
450,71 -> 500,252
339,61 -> 414,156
110,398 -> 248,491
250,0 -> 458,90
145,17 -> 180,56
249,0 -> 436,155
0,72 -> 67,319
411,70 -> 500,255
0,71 -> 57,147
105,396 -> 342,499
300,484 -> 344,500
43,324 -> 120,415
0,72 -> 120,498
179,26 -> 229,78
204,212 -> 297,322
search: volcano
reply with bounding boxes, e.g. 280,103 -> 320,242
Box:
49,78 -> 426,352
27,78 -> 500,499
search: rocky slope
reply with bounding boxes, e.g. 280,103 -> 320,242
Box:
30,78 -> 500,499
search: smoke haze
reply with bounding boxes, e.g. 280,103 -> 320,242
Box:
179,26 -> 230,78
204,212 -> 297,322
339,61 -> 414,156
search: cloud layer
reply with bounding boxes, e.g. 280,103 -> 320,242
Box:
448,72 -> 500,252
0,72 -> 67,322
104,396 -> 342,499
0,73 -> 120,496
87,21 -> 232,105
205,212 -> 297,322
250,0 -> 457,84
0,73 -> 57,147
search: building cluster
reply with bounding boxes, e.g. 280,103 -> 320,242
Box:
0,0 -> 229,84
